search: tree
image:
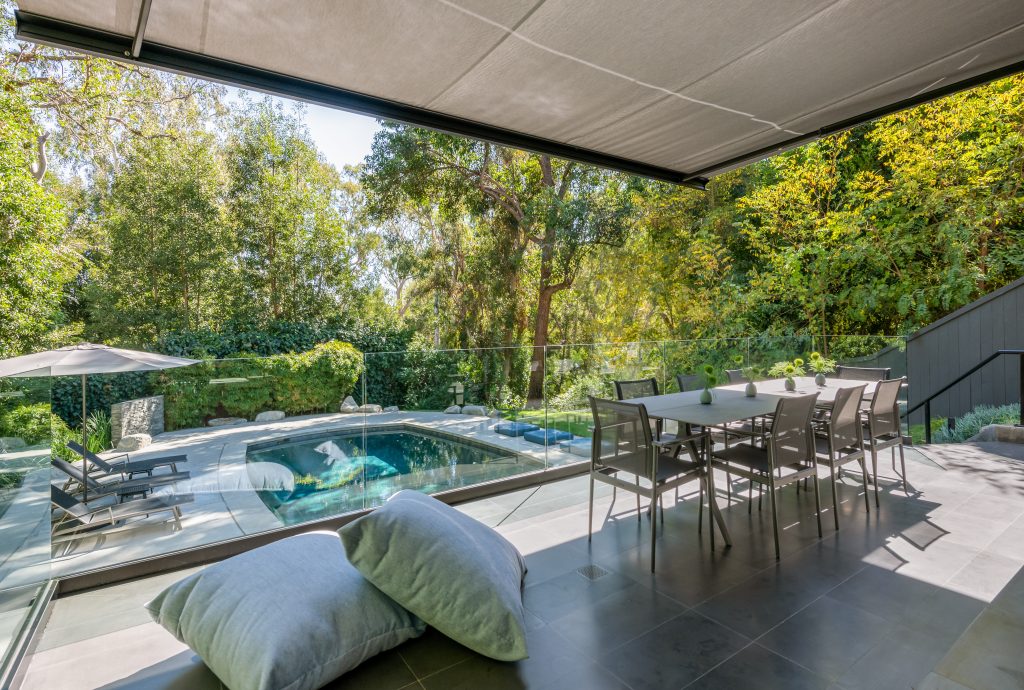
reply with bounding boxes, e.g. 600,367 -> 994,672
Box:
0,71 -> 79,356
361,125 -> 636,400
225,100 -> 365,325
86,134 -> 229,344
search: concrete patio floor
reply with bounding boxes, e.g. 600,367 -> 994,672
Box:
18,442 -> 1024,690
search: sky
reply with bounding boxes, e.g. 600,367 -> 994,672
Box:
226,87 -> 383,170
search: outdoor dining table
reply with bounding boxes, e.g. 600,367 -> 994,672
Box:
622,377 -> 882,548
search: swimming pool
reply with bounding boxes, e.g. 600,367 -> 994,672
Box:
246,426 -> 542,524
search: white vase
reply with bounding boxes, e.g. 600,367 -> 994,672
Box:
785,377 -> 796,391
699,388 -> 713,404
815,373 -> 827,387
745,381 -> 757,397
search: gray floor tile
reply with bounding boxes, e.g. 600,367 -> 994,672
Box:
324,648 -> 417,690
831,624 -> 950,690
757,596 -> 892,681
524,567 -> 636,623
602,610 -> 749,690
549,582 -> 686,654
934,605 -> 1024,690
396,627 -> 473,678
686,642 -> 829,690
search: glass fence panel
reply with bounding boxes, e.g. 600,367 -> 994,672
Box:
662,338 -> 749,391
0,372 -> 52,665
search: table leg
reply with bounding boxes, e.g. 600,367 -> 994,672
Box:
704,432 -> 733,548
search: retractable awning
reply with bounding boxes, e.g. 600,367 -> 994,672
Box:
14,0 -> 1024,188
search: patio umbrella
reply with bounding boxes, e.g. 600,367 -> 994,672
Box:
0,344 -> 199,501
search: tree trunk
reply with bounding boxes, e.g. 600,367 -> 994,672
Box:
527,284 -> 555,402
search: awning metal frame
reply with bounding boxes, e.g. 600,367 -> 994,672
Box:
14,9 -> 1024,187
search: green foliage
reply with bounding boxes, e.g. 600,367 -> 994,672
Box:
50,372 -> 150,431
83,410 -> 112,453
155,341 -> 363,429
806,351 -> 837,374
933,404 -> 1021,443
0,403 -> 52,445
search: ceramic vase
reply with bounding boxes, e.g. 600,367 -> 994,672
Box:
815,372 -> 827,387
699,387 -> 713,404
784,377 -> 796,391
745,381 -> 757,397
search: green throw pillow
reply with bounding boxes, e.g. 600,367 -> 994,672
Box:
146,531 -> 425,690
340,490 -> 529,661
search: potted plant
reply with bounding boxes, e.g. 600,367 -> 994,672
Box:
699,364 -> 716,404
768,358 -> 806,391
807,351 -> 837,387
742,365 -> 760,397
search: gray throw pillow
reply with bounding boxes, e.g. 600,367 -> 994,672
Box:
339,490 -> 528,661
145,531 -> 425,690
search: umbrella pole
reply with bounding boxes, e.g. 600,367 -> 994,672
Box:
81,373 -> 88,503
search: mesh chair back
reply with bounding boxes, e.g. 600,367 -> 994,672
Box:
769,393 -> 819,467
51,457 -> 101,490
836,365 -> 891,381
676,373 -> 701,392
67,439 -> 114,472
868,378 -> 903,435
589,396 -> 654,477
614,378 -> 659,400
829,384 -> 866,450
725,369 -> 744,384
50,485 -> 89,521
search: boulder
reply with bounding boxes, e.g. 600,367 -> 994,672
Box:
208,417 -> 246,427
254,410 -> 286,423
462,404 -> 488,416
443,405 -> 462,414
356,404 -> 382,414
116,433 -> 152,452
340,396 -> 359,413
383,406 -> 399,413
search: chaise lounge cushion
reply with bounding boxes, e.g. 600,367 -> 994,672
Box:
145,532 -> 424,690
523,428 -> 574,445
493,421 -> 539,437
340,490 -> 529,661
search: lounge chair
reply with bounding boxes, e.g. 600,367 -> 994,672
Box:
51,457 -> 190,502
66,440 -> 187,478
50,485 -> 193,543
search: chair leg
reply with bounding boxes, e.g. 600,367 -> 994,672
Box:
635,476 -> 641,522
768,473 -> 781,560
650,491 -> 658,572
698,476 -> 704,533
858,458 -> 871,513
759,482 -> 763,511
748,479 -> 753,515
899,442 -> 908,494
812,472 -> 823,538
830,465 -> 840,530
660,494 -> 664,524
588,473 -> 595,542
726,471 -> 732,502
871,447 -> 880,508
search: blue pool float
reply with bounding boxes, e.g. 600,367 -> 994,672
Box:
523,428 -> 574,445
494,421 -> 540,437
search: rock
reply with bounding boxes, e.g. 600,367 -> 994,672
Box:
462,404 -> 488,416
208,417 -> 246,427
116,433 -> 152,451
0,437 -> 27,452
969,424 -> 1024,443
443,405 -> 462,414
340,396 -> 359,413
355,404 -> 382,413
383,406 -> 399,412
254,410 -> 285,423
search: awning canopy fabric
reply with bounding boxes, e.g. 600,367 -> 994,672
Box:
14,0 -> 1024,187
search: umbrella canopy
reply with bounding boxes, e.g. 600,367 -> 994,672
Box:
0,343 -> 198,378
0,343 -> 199,502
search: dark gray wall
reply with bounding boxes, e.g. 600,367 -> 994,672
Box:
907,276 -> 1024,426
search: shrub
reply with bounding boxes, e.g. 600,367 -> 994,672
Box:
155,341 -> 363,430
0,403 -> 52,445
933,403 -> 1021,443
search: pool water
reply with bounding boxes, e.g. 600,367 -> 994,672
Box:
246,427 -> 540,524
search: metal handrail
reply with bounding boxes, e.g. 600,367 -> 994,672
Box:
904,349 -> 1024,443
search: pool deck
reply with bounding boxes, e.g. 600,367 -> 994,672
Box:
43,410 -> 583,580
18,441 -> 1024,689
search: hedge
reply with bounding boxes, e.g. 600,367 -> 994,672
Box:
154,340 -> 364,430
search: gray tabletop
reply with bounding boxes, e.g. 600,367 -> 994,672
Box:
718,376 -> 879,405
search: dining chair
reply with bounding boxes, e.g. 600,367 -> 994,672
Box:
675,373 -> 701,392
587,396 -> 706,571
835,365 -> 891,381
725,369 -> 745,384
814,384 -> 869,529
863,378 -> 907,505
710,393 -> 822,559
614,377 -> 664,438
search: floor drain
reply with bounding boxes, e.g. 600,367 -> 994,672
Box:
576,564 -> 610,581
